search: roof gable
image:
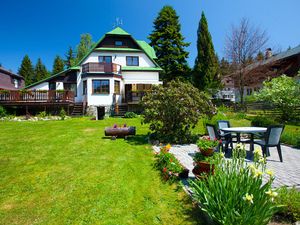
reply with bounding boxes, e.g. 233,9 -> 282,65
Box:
106,27 -> 130,36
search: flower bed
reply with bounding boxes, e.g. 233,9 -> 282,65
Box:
154,144 -> 189,181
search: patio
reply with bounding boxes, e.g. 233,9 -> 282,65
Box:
153,144 -> 300,189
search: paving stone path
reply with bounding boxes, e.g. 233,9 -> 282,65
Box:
153,144 -> 300,188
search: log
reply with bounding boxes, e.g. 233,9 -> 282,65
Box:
104,126 -> 136,137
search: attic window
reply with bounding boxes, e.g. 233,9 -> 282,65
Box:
115,41 -> 123,46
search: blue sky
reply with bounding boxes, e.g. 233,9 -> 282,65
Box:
1,0 -> 300,73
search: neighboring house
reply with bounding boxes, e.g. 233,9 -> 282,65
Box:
0,67 -> 24,90
26,27 -> 162,115
217,45 -> 300,102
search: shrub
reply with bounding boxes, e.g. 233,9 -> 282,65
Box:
0,106 -> 6,118
255,75 -> 300,121
37,111 -> 47,118
190,145 -> 280,225
251,115 -> 277,127
275,187 -> 300,222
142,80 -> 215,143
202,111 -> 227,129
124,112 -> 137,118
234,112 -> 247,120
59,108 -> 66,120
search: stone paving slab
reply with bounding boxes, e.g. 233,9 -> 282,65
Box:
153,144 -> 300,188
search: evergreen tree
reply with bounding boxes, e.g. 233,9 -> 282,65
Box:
76,34 -> 94,64
65,46 -> 75,68
18,55 -> 34,85
219,57 -> 233,76
193,11 -> 219,90
34,58 -> 49,83
52,55 -> 65,74
148,6 -> 190,82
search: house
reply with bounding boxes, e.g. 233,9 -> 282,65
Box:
217,45 -> 300,102
26,27 -> 162,115
0,67 -> 24,90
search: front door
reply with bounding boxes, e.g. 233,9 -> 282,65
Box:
124,84 -> 132,103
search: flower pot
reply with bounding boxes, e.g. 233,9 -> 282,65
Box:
178,168 -> 189,179
200,147 -> 215,156
192,161 -> 215,177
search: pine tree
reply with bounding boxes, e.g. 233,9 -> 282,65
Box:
193,12 -> 219,90
34,58 -> 49,83
18,55 -> 34,85
52,55 -> 65,74
65,46 -> 75,68
76,34 -> 94,64
148,6 -> 190,82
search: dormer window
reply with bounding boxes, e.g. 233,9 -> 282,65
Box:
115,41 -> 123,46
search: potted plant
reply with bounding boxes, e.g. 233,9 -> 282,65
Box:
192,152 -> 221,177
197,137 -> 221,156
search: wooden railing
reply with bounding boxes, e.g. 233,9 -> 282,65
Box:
0,90 -> 75,103
82,62 -> 121,74
126,91 -> 147,103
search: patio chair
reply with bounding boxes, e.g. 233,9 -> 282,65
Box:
217,120 -> 237,149
206,123 -> 228,152
253,125 -> 285,162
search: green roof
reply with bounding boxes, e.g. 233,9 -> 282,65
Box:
122,66 -> 162,71
106,27 -> 130,36
95,47 -> 142,52
76,27 -> 161,69
137,40 -> 157,59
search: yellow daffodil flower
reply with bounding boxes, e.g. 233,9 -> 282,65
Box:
266,169 -> 274,177
243,193 -> 254,204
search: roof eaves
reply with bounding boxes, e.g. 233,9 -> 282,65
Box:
25,68 -> 73,89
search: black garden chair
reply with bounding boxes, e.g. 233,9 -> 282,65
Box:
253,125 -> 285,162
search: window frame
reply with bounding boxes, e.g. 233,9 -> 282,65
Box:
92,79 -> 110,95
126,56 -> 139,66
82,80 -> 87,95
114,80 -> 120,94
115,40 -> 123,46
98,56 -> 112,64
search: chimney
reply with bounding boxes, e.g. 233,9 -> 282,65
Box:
265,48 -> 272,59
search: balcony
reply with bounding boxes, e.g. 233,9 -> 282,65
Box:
82,63 -> 121,74
0,90 -> 75,104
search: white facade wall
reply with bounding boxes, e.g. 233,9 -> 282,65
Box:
82,52 -> 155,67
28,82 -> 49,90
122,71 -> 160,84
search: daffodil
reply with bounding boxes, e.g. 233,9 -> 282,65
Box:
243,193 -> 254,204
254,147 -> 263,156
265,189 -> 278,201
248,164 -> 257,174
266,169 -> 274,177
258,157 -> 266,164
254,170 -> 263,178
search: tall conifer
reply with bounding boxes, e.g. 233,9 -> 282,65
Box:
149,6 -> 190,82
52,55 -> 65,74
18,55 -> 34,85
193,12 -> 219,90
34,58 -> 49,82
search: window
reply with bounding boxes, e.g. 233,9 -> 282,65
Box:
13,79 -> 19,88
49,82 -> 56,90
114,80 -> 120,94
92,80 -> 110,94
64,83 -> 77,97
83,80 -> 87,95
126,56 -> 139,66
98,56 -> 112,63
115,41 -> 123,46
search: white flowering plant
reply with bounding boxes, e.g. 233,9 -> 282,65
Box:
190,144 -> 282,225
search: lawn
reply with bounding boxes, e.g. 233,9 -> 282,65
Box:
0,117 -> 202,225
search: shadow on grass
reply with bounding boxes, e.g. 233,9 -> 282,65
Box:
125,134 -> 149,145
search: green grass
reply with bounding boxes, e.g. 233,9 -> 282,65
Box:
0,118 -> 201,225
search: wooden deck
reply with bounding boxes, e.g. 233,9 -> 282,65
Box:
0,90 -> 75,106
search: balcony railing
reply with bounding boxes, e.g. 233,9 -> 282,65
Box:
0,90 -> 75,103
82,62 -> 121,74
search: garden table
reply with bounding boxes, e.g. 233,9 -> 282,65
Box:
220,127 -> 267,152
